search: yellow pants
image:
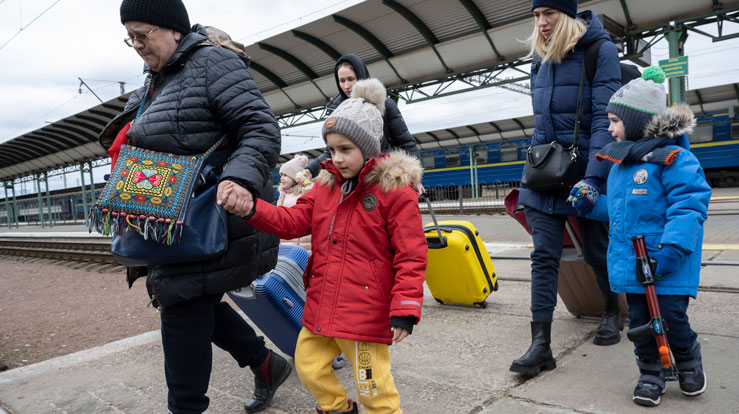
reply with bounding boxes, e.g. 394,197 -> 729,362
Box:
295,328 -> 402,414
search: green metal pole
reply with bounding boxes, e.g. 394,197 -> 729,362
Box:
44,173 -> 53,227
80,162 -> 89,226
3,182 -> 10,228
11,182 -> 18,228
667,28 -> 687,105
36,174 -> 45,228
88,161 -> 95,207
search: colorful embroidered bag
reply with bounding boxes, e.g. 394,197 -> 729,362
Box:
90,80 -> 228,266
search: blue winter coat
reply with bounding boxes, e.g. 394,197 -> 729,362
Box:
519,10 -> 622,215
588,106 -> 712,297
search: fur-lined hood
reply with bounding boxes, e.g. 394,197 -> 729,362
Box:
643,104 -> 696,141
316,151 -> 423,193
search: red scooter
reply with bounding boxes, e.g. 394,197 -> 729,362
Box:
627,235 -> 678,381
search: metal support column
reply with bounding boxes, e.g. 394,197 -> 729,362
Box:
35,174 -> 45,228
3,182 -> 11,228
80,162 -> 89,225
88,161 -> 96,210
10,182 -> 18,227
44,173 -> 54,227
667,28 -> 688,105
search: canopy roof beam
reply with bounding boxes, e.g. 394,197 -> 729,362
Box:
292,30 -> 342,61
381,0 -> 452,72
332,14 -> 407,83
457,0 -> 504,60
248,60 -> 288,89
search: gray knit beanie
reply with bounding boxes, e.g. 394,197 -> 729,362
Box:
322,78 -> 386,159
120,0 -> 191,35
606,66 -> 667,140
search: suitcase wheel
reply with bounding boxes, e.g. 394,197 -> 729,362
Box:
435,298 -> 444,305
493,280 -> 499,291
474,301 -> 488,309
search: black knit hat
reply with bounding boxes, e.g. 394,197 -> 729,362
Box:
120,0 -> 191,35
531,0 -> 577,18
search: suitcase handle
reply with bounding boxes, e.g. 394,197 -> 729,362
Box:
424,195 -> 447,248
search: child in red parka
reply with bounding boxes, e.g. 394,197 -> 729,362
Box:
222,78 -> 427,414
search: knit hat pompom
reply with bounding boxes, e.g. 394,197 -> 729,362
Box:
642,66 -> 666,84
606,66 -> 668,140
279,154 -> 309,182
350,78 -> 386,114
322,78 -> 387,159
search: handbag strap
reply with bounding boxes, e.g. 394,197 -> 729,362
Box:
130,75 -> 227,159
571,60 -> 587,150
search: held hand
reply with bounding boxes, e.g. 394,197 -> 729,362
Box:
651,245 -> 683,277
217,180 -> 254,217
567,179 -> 600,216
415,182 -> 425,197
391,327 -> 410,343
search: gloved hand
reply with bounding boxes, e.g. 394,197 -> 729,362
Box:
567,179 -> 601,216
651,245 -> 683,277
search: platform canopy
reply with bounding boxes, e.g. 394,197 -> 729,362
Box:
248,0 -> 739,118
2,0 -> 738,180
0,93 -> 132,181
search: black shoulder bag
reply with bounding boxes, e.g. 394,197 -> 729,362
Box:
521,62 -> 586,192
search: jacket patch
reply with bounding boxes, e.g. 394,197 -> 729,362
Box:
362,194 -> 378,212
633,168 -> 649,185
632,188 -> 648,195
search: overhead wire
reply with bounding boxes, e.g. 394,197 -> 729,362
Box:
0,0 -> 61,51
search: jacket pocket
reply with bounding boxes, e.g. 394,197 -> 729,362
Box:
370,260 -> 391,299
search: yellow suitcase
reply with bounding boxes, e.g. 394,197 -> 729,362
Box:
423,203 -> 498,307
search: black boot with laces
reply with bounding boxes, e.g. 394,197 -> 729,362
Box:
244,350 -> 292,413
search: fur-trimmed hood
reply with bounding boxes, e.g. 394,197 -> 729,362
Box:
316,150 -> 423,193
643,103 -> 696,141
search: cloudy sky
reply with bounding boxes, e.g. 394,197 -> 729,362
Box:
1,0 -> 738,192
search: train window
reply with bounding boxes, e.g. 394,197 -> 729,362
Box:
445,151 -> 460,167
689,123 -> 713,143
732,121 -> 739,139
500,145 -> 518,162
421,154 -> 436,169
474,148 -> 488,164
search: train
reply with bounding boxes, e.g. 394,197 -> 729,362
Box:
417,111 -> 739,200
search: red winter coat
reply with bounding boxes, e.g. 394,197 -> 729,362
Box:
248,151 -> 427,344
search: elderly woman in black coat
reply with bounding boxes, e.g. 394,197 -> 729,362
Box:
99,1 -> 289,412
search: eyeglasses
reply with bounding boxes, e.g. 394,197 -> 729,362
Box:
124,26 -> 160,47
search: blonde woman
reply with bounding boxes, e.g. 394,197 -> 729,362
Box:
512,0 -> 622,376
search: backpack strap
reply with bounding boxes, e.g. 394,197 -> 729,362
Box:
584,38 -> 607,85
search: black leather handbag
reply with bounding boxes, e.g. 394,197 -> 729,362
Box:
521,63 -> 586,192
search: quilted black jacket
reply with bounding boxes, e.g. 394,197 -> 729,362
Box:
99,25 -> 280,308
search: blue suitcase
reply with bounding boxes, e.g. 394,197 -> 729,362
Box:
228,245 -> 309,357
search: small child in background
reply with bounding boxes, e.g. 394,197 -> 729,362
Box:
223,78 -> 427,414
277,154 -> 314,252
570,66 -> 712,407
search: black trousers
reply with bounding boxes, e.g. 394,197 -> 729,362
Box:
160,292 -> 269,414
525,206 -> 618,322
627,293 -> 697,359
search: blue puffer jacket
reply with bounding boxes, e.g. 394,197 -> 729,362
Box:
519,10 -> 621,215
588,105 -> 712,297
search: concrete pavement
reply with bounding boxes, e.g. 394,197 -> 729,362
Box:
1,191 -> 738,413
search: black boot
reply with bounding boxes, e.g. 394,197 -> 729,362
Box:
244,350 -> 292,413
633,357 -> 666,407
593,299 -> 623,346
674,342 -> 707,397
509,321 -> 556,375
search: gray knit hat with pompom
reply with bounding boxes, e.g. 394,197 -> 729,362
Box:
322,78 -> 386,159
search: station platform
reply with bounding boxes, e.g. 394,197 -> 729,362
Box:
1,188 -> 738,413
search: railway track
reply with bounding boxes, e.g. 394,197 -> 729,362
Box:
0,236 -> 116,266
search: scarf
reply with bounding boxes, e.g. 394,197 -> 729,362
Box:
595,137 -> 681,166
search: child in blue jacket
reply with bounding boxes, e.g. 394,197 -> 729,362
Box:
569,67 -> 712,407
